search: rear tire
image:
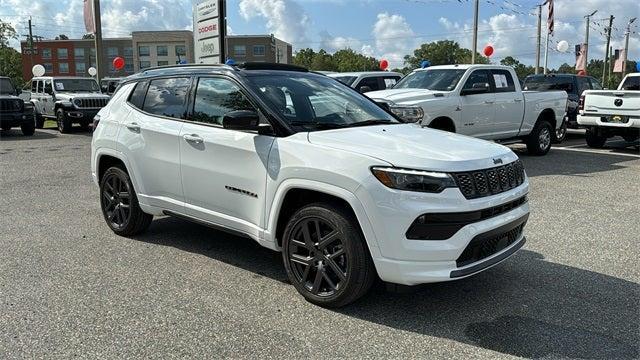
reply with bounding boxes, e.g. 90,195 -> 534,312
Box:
526,120 -> 553,156
552,118 -> 567,143
282,202 -> 375,308
56,109 -> 72,134
100,166 -> 153,236
585,128 -> 607,148
21,120 -> 35,136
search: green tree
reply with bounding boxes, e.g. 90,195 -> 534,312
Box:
292,48 -> 316,69
332,49 -> 379,72
310,49 -> 336,71
0,20 -> 23,86
404,40 -> 489,69
555,63 -> 575,74
500,56 -> 535,80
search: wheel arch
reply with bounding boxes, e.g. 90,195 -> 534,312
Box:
267,180 -> 382,259
536,108 -> 557,129
428,116 -> 456,133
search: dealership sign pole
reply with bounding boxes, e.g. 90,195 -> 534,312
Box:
193,0 -> 226,64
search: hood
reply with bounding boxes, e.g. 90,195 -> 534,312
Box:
307,124 -> 517,172
56,92 -> 110,100
366,88 -> 447,104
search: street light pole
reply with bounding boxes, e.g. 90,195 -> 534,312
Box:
535,4 -> 542,74
584,10 -> 597,71
622,17 -> 637,76
471,0 -> 479,64
93,0 -> 104,83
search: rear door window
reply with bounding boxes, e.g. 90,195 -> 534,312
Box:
37,81 -> 43,93
491,70 -> 516,93
142,78 -> 191,119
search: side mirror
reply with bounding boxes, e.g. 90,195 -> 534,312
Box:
359,86 -> 372,93
461,82 -> 490,96
222,110 -> 261,131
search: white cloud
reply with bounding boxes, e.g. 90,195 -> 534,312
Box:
319,31 -> 362,52
238,0 -> 310,45
371,13 -> 416,68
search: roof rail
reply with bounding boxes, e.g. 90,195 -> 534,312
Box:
235,62 -> 308,72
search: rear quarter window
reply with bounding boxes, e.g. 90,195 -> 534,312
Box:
128,81 -> 149,109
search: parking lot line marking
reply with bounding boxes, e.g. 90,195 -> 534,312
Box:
553,146 -> 640,158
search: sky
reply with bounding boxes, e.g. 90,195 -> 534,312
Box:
1,0 -> 638,69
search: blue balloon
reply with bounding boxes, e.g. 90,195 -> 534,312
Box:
225,58 -> 236,65
636,62 -> 640,72
421,60 -> 430,68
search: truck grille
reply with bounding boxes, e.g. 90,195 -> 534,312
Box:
0,99 -> 22,112
453,160 -> 525,199
76,98 -> 108,108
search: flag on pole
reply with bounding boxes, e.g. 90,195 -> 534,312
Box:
84,0 -> 95,34
575,44 -> 586,71
547,0 -> 554,35
613,49 -> 625,73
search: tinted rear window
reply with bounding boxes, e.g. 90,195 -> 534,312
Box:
523,76 -> 574,93
619,76 -> 640,91
142,78 -> 191,119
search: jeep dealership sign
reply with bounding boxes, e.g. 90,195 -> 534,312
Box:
193,0 -> 226,64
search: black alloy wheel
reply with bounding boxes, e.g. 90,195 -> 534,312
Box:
101,171 -> 132,230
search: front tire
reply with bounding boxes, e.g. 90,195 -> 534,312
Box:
35,112 -> 44,129
282,202 -> 376,308
585,128 -> 607,148
21,120 -> 35,136
526,120 -> 553,156
100,166 -> 153,236
56,109 -> 72,134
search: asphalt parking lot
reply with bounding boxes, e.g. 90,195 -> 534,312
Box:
1,127 -> 639,359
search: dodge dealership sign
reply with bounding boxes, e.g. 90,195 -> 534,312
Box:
193,0 -> 226,64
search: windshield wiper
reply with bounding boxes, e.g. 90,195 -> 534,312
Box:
342,119 -> 397,128
289,121 -> 348,130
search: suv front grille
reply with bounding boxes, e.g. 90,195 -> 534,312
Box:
0,99 -> 22,112
453,160 -> 525,199
76,98 -> 108,108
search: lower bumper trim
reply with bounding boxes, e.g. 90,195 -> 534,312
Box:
450,236 -> 525,278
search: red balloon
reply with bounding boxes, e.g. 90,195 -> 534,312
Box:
380,59 -> 389,71
112,56 -> 125,71
483,45 -> 494,57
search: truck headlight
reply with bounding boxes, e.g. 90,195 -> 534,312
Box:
73,99 -> 81,107
389,105 -> 424,123
371,167 -> 456,193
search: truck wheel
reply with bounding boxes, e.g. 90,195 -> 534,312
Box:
100,166 -> 153,236
21,120 -> 35,136
56,109 -> 72,134
585,129 -> 607,148
282,202 -> 376,308
526,120 -> 553,156
35,112 -> 44,129
552,119 -> 567,143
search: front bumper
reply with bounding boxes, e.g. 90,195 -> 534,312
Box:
0,110 -> 34,127
64,108 -> 99,123
355,175 -> 530,286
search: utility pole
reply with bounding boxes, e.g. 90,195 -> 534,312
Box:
602,15 -> 614,85
27,17 -> 34,73
93,0 -> 104,82
608,46 -> 613,86
622,17 -> 637,76
535,4 -> 542,74
584,10 -> 597,71
471,0 -> 479,64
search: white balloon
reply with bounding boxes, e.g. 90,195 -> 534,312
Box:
32,64 -> 45,77
88,67 -> 97,76
557,40 -> 569,53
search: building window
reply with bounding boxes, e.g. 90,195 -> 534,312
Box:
253,45 -> 265,56
234,45 -> 246,57
43,63 -> 53,74
138,46 -> 150,57
139,61 -> 151,69
157,45 -> 168,56
74,48 -> 85,59
76,62 -> 86,75
57,48 -> 68,59
41,48 -> 51,59
175,45 -> 186,57
124,63 -> 134,73
107,47 -> 118,57
123,47 -> 133,57
59,63 -> 69,73
157,61 -> 169,66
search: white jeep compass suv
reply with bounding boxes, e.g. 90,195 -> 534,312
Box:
91,63 -> 530,307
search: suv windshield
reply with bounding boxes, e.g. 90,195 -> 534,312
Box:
245,73 -> 398,131
53,79 -> 100,92
0,78 -> 15,95
394,69 -> 466,91
523,76 -> 574,93
619,76 -> 640,91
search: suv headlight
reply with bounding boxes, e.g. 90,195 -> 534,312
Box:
73,99 -> 81,107
389,105 -> 424,123
371,167 -> 456,193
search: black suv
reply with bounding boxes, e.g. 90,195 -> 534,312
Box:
0,77 -> 35,136
523,74 -> 603,141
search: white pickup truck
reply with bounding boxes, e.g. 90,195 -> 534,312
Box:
577,73 -> 640,148
367,64 -> 568,155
